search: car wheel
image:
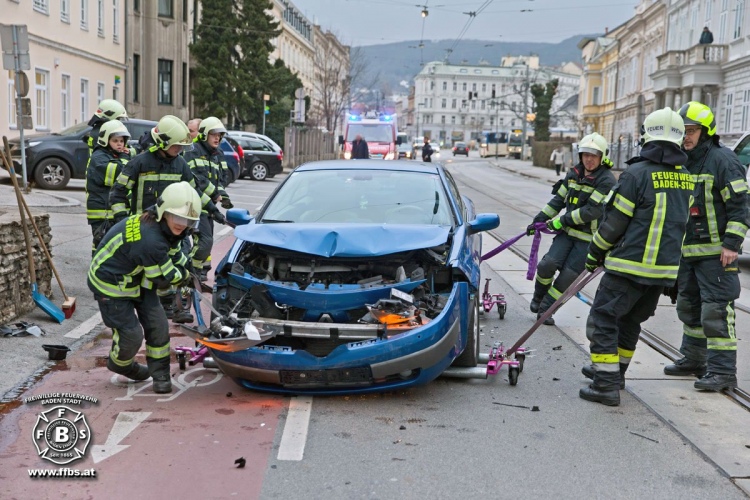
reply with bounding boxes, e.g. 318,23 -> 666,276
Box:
34,157 -> 72,190
452,295 -> 480,367
250,162 -> 268,181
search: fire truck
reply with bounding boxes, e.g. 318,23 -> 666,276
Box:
340,112 -> 398,160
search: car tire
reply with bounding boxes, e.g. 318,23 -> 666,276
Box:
33,157 -> 72,190
452,295 -> 480,367
250,161 -> 268,181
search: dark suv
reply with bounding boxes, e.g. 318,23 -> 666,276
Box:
8,119 -> 157,190
230,136 -> 283,181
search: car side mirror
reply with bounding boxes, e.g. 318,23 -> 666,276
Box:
227,208 -> 253,227
468,213 -> 500,235
338,135 -> 344,145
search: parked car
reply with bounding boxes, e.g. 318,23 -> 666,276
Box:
220,137 -> 242,185
230,135 -> 283,181
199,160 -> 499,394
7,119 -> 157,189
227,130 -> 282,154
452,142 -> 470,157
732,132 -> 750,171
397,142 -> 415,159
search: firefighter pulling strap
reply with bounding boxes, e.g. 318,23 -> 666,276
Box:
481,222 -> 554,280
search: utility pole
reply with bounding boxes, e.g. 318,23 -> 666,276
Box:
521,62 -> 530,161
262,94 -> 269,135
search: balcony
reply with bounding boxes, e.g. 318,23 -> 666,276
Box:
651,44 -> 727,92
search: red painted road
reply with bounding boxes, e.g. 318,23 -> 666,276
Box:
0,234 -> 287,499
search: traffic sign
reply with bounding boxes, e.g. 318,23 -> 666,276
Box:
294,88 -> 305,99
0,25 -> 30,71
16,70 -> 29,97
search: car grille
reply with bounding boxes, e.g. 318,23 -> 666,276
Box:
279,366 -> 373,386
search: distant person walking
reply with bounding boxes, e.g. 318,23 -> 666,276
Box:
422,138 -> 434,162
351,135 -> 369,159
550,145 -> 565,176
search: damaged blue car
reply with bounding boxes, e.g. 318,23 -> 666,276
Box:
201,160 -> 499,394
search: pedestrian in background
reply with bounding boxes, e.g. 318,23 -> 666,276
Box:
351,134 -> 369,159
550,145 -> 565,176
422,138 -> 434,162
580,108 -> 692,406
700,27 -> 714,60
663,102 -> 749,392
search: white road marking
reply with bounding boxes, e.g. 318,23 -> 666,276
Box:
218,226 -> 234,236
277,396 -> 313,461
90,411 -> 151,463
64,312 -> 102,338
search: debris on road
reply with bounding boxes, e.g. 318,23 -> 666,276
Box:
234,457 -> 246,468
629,431 -> 659,443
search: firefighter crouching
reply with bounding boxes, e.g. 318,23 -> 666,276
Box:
663,101 -> 749,392
581,108 -> 693,406
527,133 -> 616,325
88,182 -> 200,394
85,120 -> 131,255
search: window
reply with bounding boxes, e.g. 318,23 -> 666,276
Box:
724,92 -> 733,133
33,0 -> 49,14
719,0 -> 728,42
471,100 -> 476,110
61,0 -> 70,22
81,0 -> 89,30
113,0 -> 120,43
80,78 -> 89,123
61,75 -> 71,129
706,0 -> 713,21
7,76 -> 16,128
480,100 -> 485,110
452,82 -> 457,91
472,83 -> 477,92
481,83 -> 486,92
460,115 -> 465,125
462,82 -> 467,91
113,85 -> 118,101
97,81 -> 105,104
158,0 -> 173,17
441,98 -> 446,109
734,0 -> 745,39
132,53 -> 140,102
182,62 -> 187,106
592,86 -> 601,105
97,0 -> 104,36
742,89 -> 750,131
35,69 -> 50,130
158,59 -> 173,105
451,116 -> 456,124
183,0 -> 188,22
441,115 -> 445,124
430,80 -> 435,91
442,81 -> 447,91
134,0 -> 139,12
451,99 -> 456,109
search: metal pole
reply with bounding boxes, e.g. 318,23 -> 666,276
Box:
521,62 -> 529,162
12,26 -> 27,190
262,97 -> 266,136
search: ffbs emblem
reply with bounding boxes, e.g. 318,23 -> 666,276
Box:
32,406 -> 91,465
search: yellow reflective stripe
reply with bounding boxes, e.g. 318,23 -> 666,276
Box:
105,161 -> 119,187
569,208 -> 584,225
542,205 -> 559,218
729,178 -> 749,193
111,202 -> 128,215
589,190 -> 606,203
727,302 -> 736,340
564,227 -> 593,242
592,231 -> 614,251
536,275 -> 554,286
726,221 -> 748,238
87,209 -> 108,219
115,173 -> 132,189
577,185 -> 596,193
591,353 -> 619,364
720,186 -> 730,202
644,192 -> 666,266
682,243 -> 723,258
146,343 -> 171,359
613,193 -> 635,217
683,325 -> 705,339
548,287 -> 562,300
617,347 -> 635,359
143,263 -> 166,279
707,338 -> 737,350
557,184 -> 568,197
203,182 -> 216,197
604,257 -> 679,279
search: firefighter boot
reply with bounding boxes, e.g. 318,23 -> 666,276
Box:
581,364 -> 626,390
172,291 -> 194,324
106,358 -> 150,381
664,357 -> 707,378
537,312 -> 555,326
694,372 -> 738,392
148,357 -> 173,394
159,292 -> 176,320
579,384 -> 620,406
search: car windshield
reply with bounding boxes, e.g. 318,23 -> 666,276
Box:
345,124 -> 393,142
56,122 -> 91,136
261,169 -> 455,225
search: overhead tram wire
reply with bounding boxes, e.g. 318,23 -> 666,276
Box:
444,0 -> 494,62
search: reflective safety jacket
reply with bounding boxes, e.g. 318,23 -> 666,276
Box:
589,142 -> 692,286
87,214 -> 189,299
681,138 -> 750,261
109,149 -> 214,220
183,140 -> 228,213
535,161 -> 616,242
85,147 -> 129,223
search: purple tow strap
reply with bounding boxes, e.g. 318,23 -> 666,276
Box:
481,222 -> 556,280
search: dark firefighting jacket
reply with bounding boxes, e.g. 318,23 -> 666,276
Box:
87,214 -> 190,299
589,141 -> 693,286
109,148 -> 215,221
534,160 -> 616,242
183,140 -> 228,213
681,137 -> 750,261
86,147 -> 129,223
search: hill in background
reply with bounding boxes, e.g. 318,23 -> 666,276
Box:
356,34 -> 596,97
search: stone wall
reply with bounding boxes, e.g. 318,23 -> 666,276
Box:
0,209 -> 53,323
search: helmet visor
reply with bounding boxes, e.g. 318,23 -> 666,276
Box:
165,212 -> 199,229
579,147 -> 603,156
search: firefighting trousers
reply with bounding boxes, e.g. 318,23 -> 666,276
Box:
192,214 -> 214,270
95,288 -> 171,377
89,219 -> 113,256
676,257 -> 739,375
534,232 -> 588,313
586,272 -> 663,391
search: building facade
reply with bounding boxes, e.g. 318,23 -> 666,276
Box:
413,56 -> 582,146
127,0 -> 193,121
269,0 -> 314,102
1,0 -> 126,138
310,24 -> 350,136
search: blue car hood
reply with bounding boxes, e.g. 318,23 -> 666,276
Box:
234,223 -> 451,258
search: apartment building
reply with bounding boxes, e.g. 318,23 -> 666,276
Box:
1,0 -> 126,138
269,0 -> 314,101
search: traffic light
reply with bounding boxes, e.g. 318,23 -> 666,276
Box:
264,105 -> 270,115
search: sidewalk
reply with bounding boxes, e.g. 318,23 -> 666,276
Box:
0,170 -> 80,209
488,156 -> 623,185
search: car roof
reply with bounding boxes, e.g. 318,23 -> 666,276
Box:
294,159 -> 441,174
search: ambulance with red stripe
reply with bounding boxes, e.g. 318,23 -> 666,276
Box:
340,112 -> 398,160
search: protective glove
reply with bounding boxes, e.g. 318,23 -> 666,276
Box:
662,285 -> 678,304
585,253 -> 602,273
211,209 -> 227,225
221,197 -> 234,209
526,223 -> 537,236
546,218 -> 564,232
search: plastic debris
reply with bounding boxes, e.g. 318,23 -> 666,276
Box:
1,321 -> 46,337
234,457 -> 246,468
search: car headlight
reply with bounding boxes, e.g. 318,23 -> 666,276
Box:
406,151 -> 411,158
344,151 -> 351,159
385,152 -> 394,160
28,141 -> 41,147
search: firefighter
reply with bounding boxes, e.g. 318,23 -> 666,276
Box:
663,101 -> 749,392
83,99 -> 128,156
109,115 -> 226,321
527,133 -> 616,325
580,108 -> 692,406
89,181 -> 201,394
85,120 -> 131,255
184,117 -> 233,284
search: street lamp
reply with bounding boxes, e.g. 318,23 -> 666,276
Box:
416,102 -> 424,140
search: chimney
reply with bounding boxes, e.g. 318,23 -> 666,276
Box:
605,27 -> 609,35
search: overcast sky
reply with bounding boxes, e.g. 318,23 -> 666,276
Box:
291,0 -> 638,46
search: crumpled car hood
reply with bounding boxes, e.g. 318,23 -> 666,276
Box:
234,223 -> 451,257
